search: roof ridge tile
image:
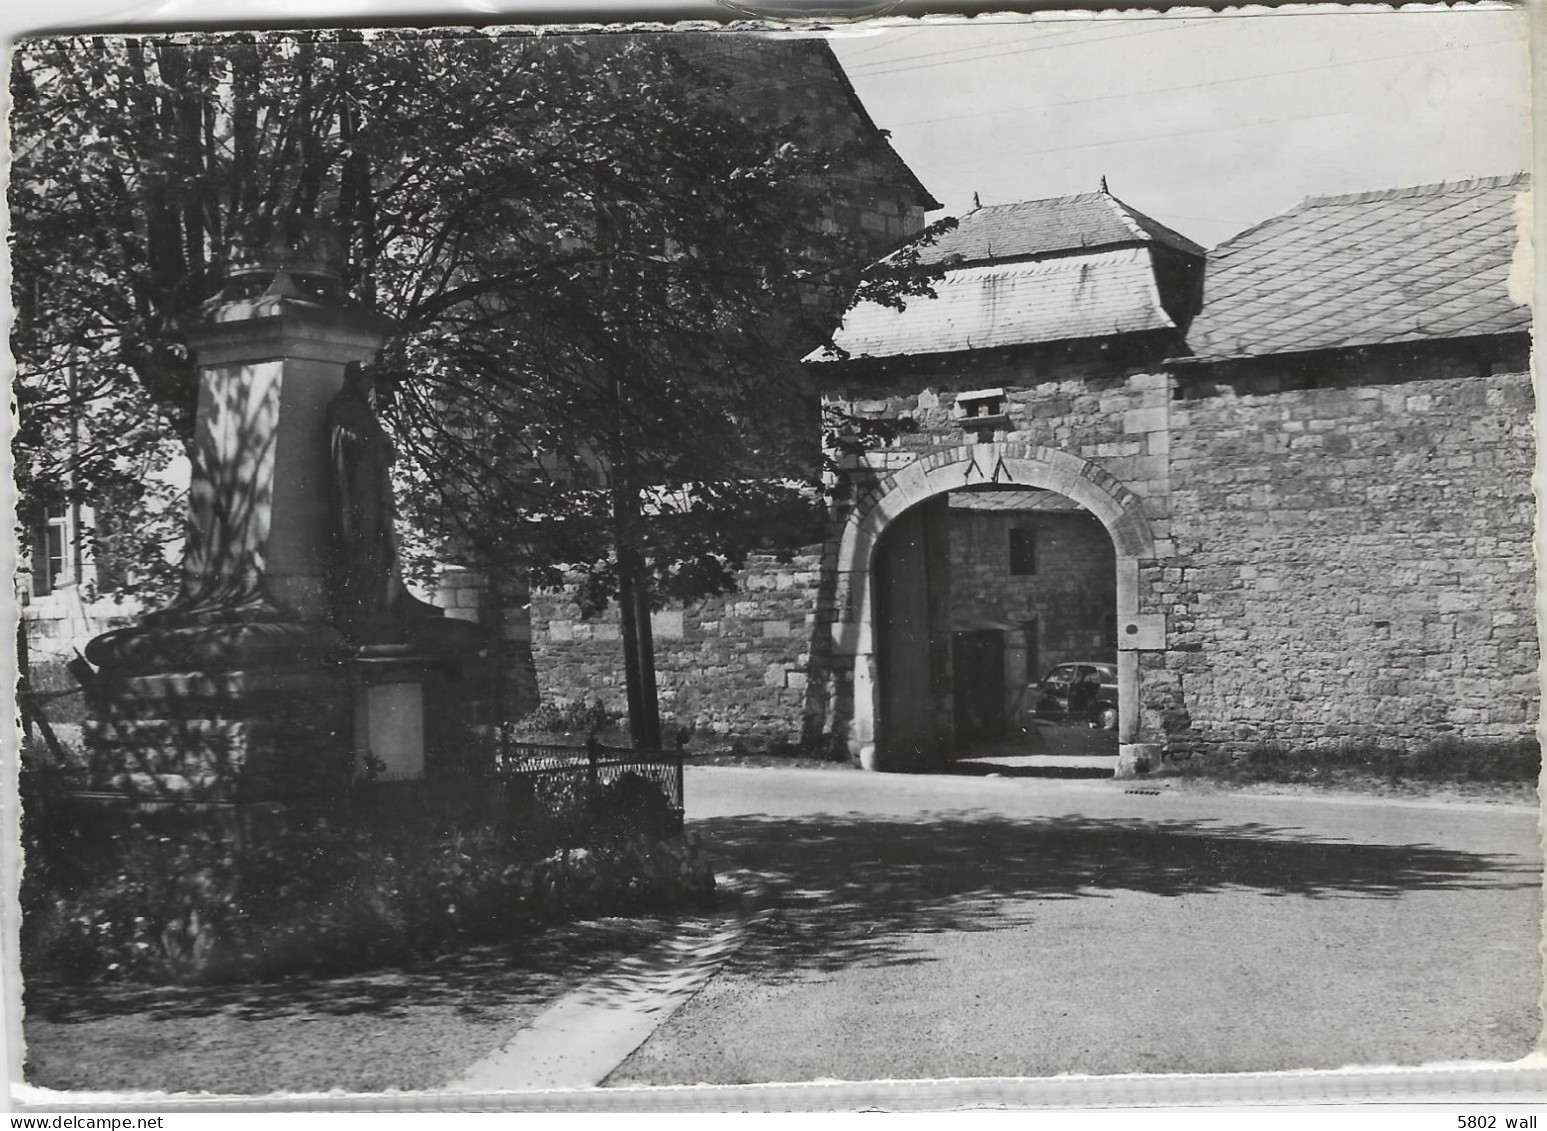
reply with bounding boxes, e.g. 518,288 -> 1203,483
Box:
1302,171 -> 1530,209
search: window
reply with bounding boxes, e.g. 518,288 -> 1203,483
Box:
1042,664 -> 1074,690
954,388 -> 1009,440
955,388 -> 1006,420
1022,618 -> 1039,681
1008,526 -> 1036,575
31,506 -> 69,597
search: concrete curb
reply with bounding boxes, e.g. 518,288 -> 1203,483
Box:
442,870 -> 774,1094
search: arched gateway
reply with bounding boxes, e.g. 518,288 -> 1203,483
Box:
831,441 -> 1165,776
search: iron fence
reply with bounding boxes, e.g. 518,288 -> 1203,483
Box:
492,739 -> 685,839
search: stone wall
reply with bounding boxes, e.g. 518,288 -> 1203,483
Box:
1161,354 -> 1538,754
22,589 -> 139,668
20,590 -> 140,739
498,335 -> 1542,762
820,344 -> 1180,756
823,348 -> 1178,600
819,337 -> 1537,761
947,508 -> 1116,677
431,566 -> 539,728
529,550 -> 831,744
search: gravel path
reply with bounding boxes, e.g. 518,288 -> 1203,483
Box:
609,766 -> 1542,1085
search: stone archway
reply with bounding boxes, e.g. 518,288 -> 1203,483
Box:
831,441 -> 1163,776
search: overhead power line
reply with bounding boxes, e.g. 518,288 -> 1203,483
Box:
880,37 -> 1519,129
831,26 -> 933,61
978,107 -> 1354,161
724,19 -> 1208,104
843,18 -> 1208,76
723,20 -> 1194,103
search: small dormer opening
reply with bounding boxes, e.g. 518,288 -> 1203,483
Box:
955,388 -> 1006,419
954,388 -> 1010,440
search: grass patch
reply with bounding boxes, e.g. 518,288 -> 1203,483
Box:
1164,735 -> 1540,787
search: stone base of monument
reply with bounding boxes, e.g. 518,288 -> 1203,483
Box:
350,649 -> 458,782
353,676 -> 426,780
344,617 -> 489,782
77,610 -> 491,806
79,627 -> 355,808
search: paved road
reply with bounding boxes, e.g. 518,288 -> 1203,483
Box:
609,766 -> 1542,1086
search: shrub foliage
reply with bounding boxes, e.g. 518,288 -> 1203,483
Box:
21,779 -> 714,985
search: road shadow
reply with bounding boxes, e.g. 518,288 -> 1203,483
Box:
23,916 -> 686,1027
947,761 -> 1114,779
948,724 -> 1117,777
978,724 -> 1119,758
29,811 -> 1535,1024
691,809 -> 1537,978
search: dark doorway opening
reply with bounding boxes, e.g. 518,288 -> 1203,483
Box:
952,629 -> 1005,743
873,496 -> 952,767
871,486 -> 1119,771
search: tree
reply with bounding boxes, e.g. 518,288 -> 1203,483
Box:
10,29 -> 950,743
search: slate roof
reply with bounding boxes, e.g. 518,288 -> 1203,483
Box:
1183,173 -> 1531,363
911,191 -> 1205,267
809,247 -> 1178,363
808,188 -> 1202,365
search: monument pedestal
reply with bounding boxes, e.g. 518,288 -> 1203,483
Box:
347,632 -> 483,782
355,681 -> 424,779
79,219 -> 483,811
82,622 -> 353,806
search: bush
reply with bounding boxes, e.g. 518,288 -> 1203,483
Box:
1403,735 -> 1540,782
20,792 -> 714,986
512,699 -> 620,738
590,772 -> 681,842
1170,735 -> 1540,785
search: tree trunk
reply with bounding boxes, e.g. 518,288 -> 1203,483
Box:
630,579 -> 662,749
601,203 -> 664,751
610,466 -> 663,751
613,524 -> 649,747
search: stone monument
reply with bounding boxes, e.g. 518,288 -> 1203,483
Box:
82,217 -> 484,810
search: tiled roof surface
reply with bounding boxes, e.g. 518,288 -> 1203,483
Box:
808,247 -> 1176,362
1184,173 -> 1531,361
912,191 -> 1205,267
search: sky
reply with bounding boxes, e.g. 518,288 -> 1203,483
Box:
824,8 -> 1531,247
3,2 -> 1533,251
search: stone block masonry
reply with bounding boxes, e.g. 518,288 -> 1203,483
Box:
948,508 -> 1117,676
826,356 -> 1175,553
524,357 -> 1149,750
23,592 -> 138,661
818,339 -> 1535,762
521,342 -> 1534,763
531,550 -> 831,744
1163,361 -> 1538,754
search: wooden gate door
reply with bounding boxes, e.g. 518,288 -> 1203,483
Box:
952,629 -> 1005,745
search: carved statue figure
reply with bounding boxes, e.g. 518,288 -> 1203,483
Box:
327,362 -> 406,620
